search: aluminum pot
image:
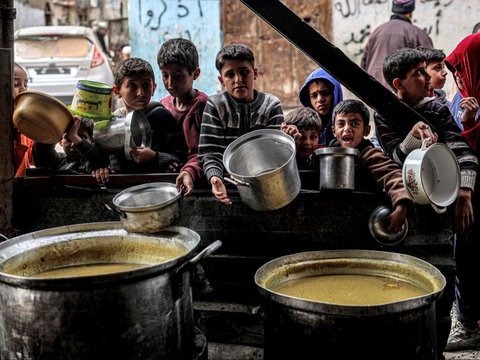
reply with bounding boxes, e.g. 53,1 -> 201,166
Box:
256,249 -> 445,359
223,129 -> 301,211
0,222 -> 221,359
108,182 -> 181,233
403,139 -> 460,214
315,147 -> 359,190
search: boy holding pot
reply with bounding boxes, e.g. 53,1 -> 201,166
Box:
374,47 -> 478,355
198,44 -> 299,205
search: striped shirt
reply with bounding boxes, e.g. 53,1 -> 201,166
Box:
198,90 -> 284,182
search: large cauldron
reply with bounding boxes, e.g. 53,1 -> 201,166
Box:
256,250 -> 445,360
0,222 -> 220,359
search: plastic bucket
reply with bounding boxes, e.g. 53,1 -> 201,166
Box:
70,80 -> 113,120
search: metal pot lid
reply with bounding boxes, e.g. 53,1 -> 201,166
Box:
314,147 -> 359,156
369,205 -> 408,246
124,110 -> 152,159
113,182 -> 181,212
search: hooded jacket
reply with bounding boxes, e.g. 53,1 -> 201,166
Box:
445,33 -> 480,154
299,68 -> 343,146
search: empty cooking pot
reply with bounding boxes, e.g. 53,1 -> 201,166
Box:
223,129 -> 300,211
315,147 -> 359,190
402,139 -> 460,214
369,205 -> 409,246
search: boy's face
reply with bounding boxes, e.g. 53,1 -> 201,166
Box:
60,127 -> 92,162
296,127 -> 320,158
426,61 -> 447,92
394,62 -> 431,105
13,66 -> 28,100
160,63 -> 200,99
332,112 -> 370,148
218,60 -> 257,103
113,74 -> 157,112
454,72 -> 465,91
307,80 -> 333,117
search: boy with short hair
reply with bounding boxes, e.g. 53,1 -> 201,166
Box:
157,38 -> 209,196
112,57 -> 184,173
416,46 -> 449,107
198,43 -> 298,205
299,68 -> 343,146
33,116 -> 110,182
331,99 -> 412,232
284,107 -> 322,170
374,47 -> 478,354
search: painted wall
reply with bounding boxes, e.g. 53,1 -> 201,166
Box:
14,1 -> 45,30
331,0 -> 480,99
129,0 -> 222,100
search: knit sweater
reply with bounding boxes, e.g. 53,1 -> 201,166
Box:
198,90 -> 284,182
374,98 -> 477,191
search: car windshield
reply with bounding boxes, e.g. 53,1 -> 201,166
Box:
15,36 -> 91,59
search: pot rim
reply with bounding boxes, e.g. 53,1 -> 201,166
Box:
0,222 -> 200,288
255,249 -> 446,316
223,129 -> 297,181
314,147 -> 359,157
112,182 -> 181,212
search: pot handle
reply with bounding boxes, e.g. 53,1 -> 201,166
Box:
104,202 -> 127,219
421,137 -> 431,150
174,240 -> 223,275
0,233 -> 8,242
431,203 -> 447,214
224,176 -> 251,187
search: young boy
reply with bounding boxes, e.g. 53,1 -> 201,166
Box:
157,38 -> 208,196
416,46 -> 449,107
284,107 -> 322,170
331,99 -> 411,233
198,43 -> 298,205
298,68 -> 343,146
111,57 -> 185,174
374,47 -> 478,354
33,116 -> 110,182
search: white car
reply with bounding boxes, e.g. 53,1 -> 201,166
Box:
14,26 -> 115,105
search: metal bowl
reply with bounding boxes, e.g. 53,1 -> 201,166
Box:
368,205 -> 408,246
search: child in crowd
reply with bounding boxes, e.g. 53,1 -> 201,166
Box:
330,99 -> 411,232
198,43 -> 299,205
299,68 -> 343,146
416,46 -> 449,107
111,57 -> 185,173
444,31 -> 480,352
33,116 -> 110,182
374,47 -> 478,354
284,107 -> 322,170
157,38 -> 208,196
13,63 -> 34,177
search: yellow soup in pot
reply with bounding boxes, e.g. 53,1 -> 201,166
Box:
271,274 -> 429,306
31,263 -> 148,278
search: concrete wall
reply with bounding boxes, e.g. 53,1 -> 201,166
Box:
129,0 -> 222,100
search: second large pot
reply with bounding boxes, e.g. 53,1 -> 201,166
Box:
256,249 -> 445,359
223,129 -> 300,211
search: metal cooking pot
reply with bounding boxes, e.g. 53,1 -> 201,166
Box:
107,182 -> 181,233
223,129 -> 301,211
315,147 -> 359,190
256,249 -> 445,359
0,222 -> 221,359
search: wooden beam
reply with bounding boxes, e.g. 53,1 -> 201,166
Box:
240,0 -> 432,130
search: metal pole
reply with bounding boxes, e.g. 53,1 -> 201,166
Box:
0,0 -> 16,238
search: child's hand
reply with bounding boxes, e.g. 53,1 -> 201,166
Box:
455,188 -> 474,233
281,122 -> 302,141
387,203 -> 408,233
129,147 -> 156,164
67,116 -> 83,145
92,167 -> 110,184
410,121 -> 437,145
167,162 -> 182,173
460,97 -> 479,124
211,176 -> 232,205
176,171 -> 194,196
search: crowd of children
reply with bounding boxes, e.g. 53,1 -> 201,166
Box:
10,3 -> 480,357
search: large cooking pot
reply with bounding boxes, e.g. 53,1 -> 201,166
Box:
0,222 -> 221,359
107,182 -> 181,233
256,249 -> 445,359
403,139 -> 460,214
223,129 -> 300,211
314,147 -> 359,190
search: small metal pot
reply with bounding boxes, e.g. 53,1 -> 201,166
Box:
369,205 -> 409,246
107,182 -> 181,233
315,147 -> 359,190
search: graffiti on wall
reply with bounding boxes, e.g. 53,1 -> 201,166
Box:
332,0 -> 477,63
129,0 -> 221,99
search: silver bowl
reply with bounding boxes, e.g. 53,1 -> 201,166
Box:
368,205 -> 408,246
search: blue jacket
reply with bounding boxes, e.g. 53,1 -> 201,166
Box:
299,68 -> 343,145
